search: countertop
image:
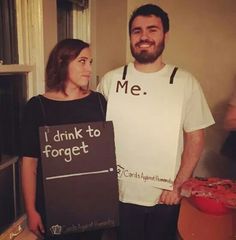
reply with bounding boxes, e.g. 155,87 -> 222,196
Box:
0,215 -> 37,240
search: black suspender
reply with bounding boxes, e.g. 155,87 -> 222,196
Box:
169,67 -> 178,84
122,65 -> 178,83
122,65 -> 128,80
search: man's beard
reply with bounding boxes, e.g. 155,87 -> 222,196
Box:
130,39 -> 165,64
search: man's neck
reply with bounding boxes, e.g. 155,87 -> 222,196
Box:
134,58 -> 165,73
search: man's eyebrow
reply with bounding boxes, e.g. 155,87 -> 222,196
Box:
147,25 -> 160,29
131,25 -> 160,31
131,26 -> 142,31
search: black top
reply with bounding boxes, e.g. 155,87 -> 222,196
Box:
20,91 -> 107,236
20,91 -> 106,158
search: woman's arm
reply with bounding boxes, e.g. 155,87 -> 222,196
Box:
21,157 -> 45,238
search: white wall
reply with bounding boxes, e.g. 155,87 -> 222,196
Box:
90,0 -> 127,89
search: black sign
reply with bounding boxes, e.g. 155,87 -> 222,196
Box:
39,121 -> 119,237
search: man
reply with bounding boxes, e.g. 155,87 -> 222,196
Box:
97,4 -> 214,240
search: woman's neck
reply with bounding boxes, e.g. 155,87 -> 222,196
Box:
44,88 -> 90,101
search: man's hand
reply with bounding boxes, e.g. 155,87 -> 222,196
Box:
158,188 -> 181,205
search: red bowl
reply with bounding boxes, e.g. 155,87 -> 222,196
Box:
189,196 -> 231,215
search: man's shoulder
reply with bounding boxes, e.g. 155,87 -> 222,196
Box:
167,65 -> 198,82
104,64 -> 128,77
97,64 -> 130,96
101,64 -> 131,86
167,64 -> 191,76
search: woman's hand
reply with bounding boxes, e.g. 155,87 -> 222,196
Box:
27,209 -> 45,239
21,157 -> 45,238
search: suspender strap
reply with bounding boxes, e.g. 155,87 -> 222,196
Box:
97,93 -> 105,120
37,95 -> 47,124
169,67 -> 178,84
37,95 -> 49,131
122,65 -> 178,83
122,65 -> 128,80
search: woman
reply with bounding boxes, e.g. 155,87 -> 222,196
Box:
20,39 -> 106,240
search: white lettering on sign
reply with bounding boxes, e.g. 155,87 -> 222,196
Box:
42,141 -> 89,162
86,125 -> 101,137
53,127 -> 83,142
42,125 -> 103,163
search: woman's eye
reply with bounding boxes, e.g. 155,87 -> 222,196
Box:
78,58 -> 92,65
79,59 -> 86,64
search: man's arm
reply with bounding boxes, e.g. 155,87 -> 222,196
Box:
159,129 -> 205,205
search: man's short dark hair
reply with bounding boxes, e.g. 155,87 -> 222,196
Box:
129,4 -> 169,35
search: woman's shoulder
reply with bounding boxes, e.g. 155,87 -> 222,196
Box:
22,96 -> 43,121
25,95 -> 41,107
91,91 -> 107,102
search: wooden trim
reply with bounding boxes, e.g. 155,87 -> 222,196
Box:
0,215 -> 26,240
0,64 -> 34,74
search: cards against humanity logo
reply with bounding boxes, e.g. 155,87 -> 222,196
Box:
117,165 -> 125,178
50,224 -> 62,235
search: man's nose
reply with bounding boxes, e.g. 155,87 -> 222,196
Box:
140,30 -> 149,40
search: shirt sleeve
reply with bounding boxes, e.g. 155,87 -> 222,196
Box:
183,75 -> 215,132
20,97 -> 41,158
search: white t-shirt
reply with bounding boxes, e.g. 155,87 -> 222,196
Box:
97,63 -> 215,206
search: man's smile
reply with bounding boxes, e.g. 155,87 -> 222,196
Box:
136,41 -> 154,49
